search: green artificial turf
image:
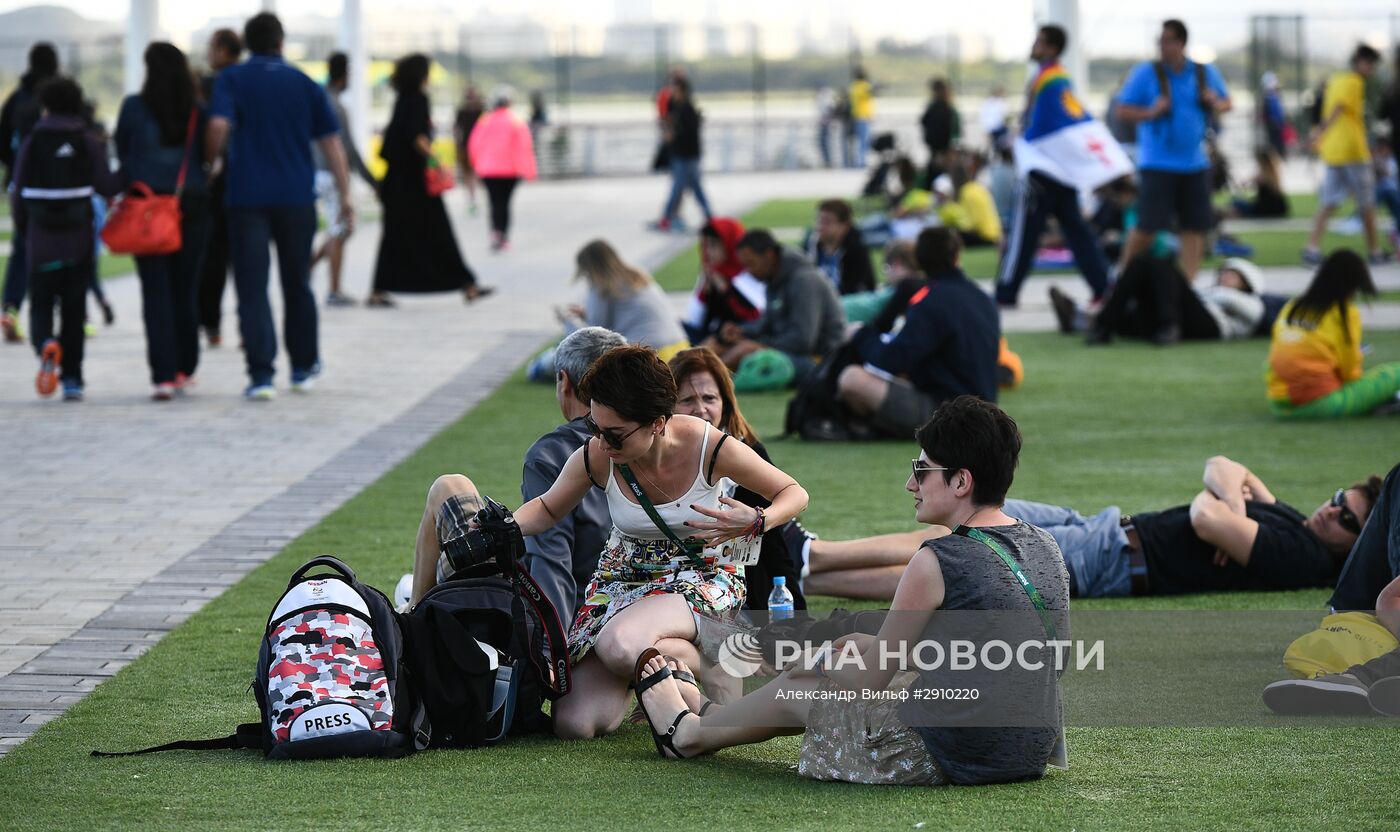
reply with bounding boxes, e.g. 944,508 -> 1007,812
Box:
5,227 -> 1400,829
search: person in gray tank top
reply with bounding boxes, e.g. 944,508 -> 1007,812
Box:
631,396 -> 1071,787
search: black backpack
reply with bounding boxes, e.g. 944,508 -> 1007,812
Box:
20,127 -> 94,230
783,341 -> 866,441
400,497 -> 572,748
94,556 -> 430,761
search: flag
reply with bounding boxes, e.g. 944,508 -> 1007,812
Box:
1015,63 -> 1133,191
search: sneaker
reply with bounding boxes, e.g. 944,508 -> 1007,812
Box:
1368,250 -> 1394,267
1151,323 -> 1181,346
244,383 -> 276,401
1301,248 -> 1324,266
100,299 -> 115,326
326,292 -> 357,307
1,308 -> 21,343
35,339 -> 61,397
291,363 -> 322,393
780,521 -> 817,586
1262,673 -> 1373,716
173,372 -> 195,394
1048,286 -> 1079,335
83,321 -> 97,337
1366,675 -> 1400,716
61,379 -> 83,401
647,218 -> 672,233
152,383 -> 176,401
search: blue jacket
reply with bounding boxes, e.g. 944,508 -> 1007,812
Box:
114,95 -> 209,195
852,269 -> 1000,402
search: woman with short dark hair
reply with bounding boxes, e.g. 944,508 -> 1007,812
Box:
115,42 -> 211,400
368,53 -> 490,307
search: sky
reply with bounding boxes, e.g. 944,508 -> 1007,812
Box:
6,0 -> 1398,60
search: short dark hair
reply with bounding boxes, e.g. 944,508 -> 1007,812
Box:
210,28 -> 243,60
1039,25 -> 1067,56
1162,19 -> 1188,44
577,344 -> 677,426
391,53 -> 431,95
328,52 -> 348,84
243,12 -> 284,55
672,76 -> 691,97
1353,44 -> 1382,66
817,198 -> 853,225
884,239 -> 918,271
28,42 -> 58,78
735,229 -> 780,256
916,396 -> 1021,505
914,227 -> 962,276
38,77 -> 83,117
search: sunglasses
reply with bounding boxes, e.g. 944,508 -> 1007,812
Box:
1332,488 -> 1362,536
585,414 -> 646,451
911,460 -> 950,485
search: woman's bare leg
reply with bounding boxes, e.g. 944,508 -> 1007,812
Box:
636,654 -> 814,757
805,565 -> 907,601
656,637 -> 742,704
409,474 -> 482,604
807,528 -> 936,574
552,653 -> 633,739
589,594 -> 699,679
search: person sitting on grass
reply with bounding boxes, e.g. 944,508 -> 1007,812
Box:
557,239 -> 690,362
803,198 -> 876,296
1264,462 -> 1400,716
406,326 -> 625,622
835,227 -> 1000,439
792,455 -> 1380,601
632,396 -> 1071,788
839,239 -> 926,327
935,152 -> 1002,249
1225,147 -> 1289,219
1266,248 -> 1400,419
705,230 -> 845,386
419,345 -> 810,737
681,217 -> 763,344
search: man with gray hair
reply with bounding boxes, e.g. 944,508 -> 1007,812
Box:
406,327 -> 623,619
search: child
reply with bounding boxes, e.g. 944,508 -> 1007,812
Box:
11,77 -> 122,400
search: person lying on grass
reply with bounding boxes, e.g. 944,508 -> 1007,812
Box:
412,344 -> 808,739
633,396 -> 1072,787
793,455 -> 1379,601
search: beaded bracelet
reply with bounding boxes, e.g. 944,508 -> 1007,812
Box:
745,507 -> 766,541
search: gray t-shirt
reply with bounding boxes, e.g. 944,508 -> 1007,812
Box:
900,521 -> 1071,785
581,283 -> 687,350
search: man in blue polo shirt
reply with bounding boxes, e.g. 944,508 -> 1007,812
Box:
205,12 -> 353,401
1115,19 -> 1230,281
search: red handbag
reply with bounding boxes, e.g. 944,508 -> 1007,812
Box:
102,109 -> 197,256
424,158 -> 455,197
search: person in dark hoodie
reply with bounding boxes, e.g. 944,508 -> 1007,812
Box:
0,42 -> 60,343
12,76 -> 123,401
682,217 -> 764,342
804,198 -> 876,295
837,227 -> 1000,438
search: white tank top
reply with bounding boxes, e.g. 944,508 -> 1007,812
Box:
604,427 -> 723,540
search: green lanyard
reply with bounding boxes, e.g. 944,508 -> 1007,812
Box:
617,464 -> 708,570
955,525 -> 1058,643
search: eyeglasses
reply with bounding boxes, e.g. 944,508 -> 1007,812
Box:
911,460 -> 950,485
585,414 -> 646,451
1332,488 -> 1363,536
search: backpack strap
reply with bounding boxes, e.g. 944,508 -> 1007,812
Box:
706,432 -> 730,486
174,107 -> 197,197
92,722 -> 263,757
1153,61 -> 1171,111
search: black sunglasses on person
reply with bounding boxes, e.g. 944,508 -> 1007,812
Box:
911,460 -> 950,485
1332,488 -> 1362,536
585,414 -> 646,451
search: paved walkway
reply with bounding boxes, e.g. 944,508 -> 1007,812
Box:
0,169 -> 863,754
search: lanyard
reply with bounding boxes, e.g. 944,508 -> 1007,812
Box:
617,464 -> 707,570
954,525 -> 1058,643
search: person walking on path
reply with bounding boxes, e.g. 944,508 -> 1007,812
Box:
0,42 -> 60,344
1303,44 -> 1390,266
452,84 -> 484,217
369,54 -> 492,306
919,78 -> 958,185
1113,18 -> 1232,280
312,51 -> 378,307
650,76 -> 712,233
115,43 -> 212,402
12,77 -> 123,401
205,12 -> 353,401
468,85 -> 536,252
195,28 -> 241,348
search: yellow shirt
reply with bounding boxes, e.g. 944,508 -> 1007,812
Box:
938,182 -> 1003,243
850,80 -> 874,121
1318,71 -> 1369,165
1266,301 -> 1363,405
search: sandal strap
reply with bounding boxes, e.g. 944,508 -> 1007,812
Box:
671,668 -> 699,689
656,708 -> 693,759
635,666 -> 674,697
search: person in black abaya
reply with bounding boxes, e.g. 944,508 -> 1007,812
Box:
369,53 -> 491,307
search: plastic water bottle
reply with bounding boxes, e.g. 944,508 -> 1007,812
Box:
768,576 -> 795,621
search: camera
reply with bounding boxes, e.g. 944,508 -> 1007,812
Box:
440,497 -> 526,576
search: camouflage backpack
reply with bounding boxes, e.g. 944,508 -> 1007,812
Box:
94,556 -> 430,760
